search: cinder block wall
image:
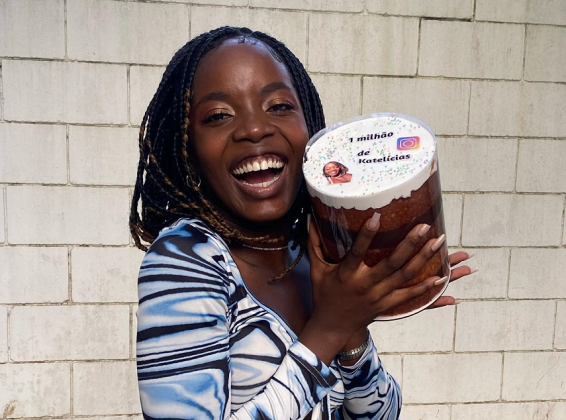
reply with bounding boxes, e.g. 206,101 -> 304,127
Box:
1,0 -> 565,418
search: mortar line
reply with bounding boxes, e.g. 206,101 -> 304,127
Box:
472,0 -> 477,21
6,305 -> 12,363
358,76 -> 363,115
306,13 -> 310,70
187,4 -> 191,39
552,300 -> 559,350
66,125 -> 70,185
458,193 -> 464,247
416,17 -> 422,76
0,60 -> 4,121
64,0 -> 68,60
499,352 -> 505,401
466,81 -> 472,136
127,65 -> 131,125
505,247 -> 512,300
2,187 -> 7,244
68,246 -> 73,304
521,24 -> 528,81
129,304 -> 134,359
513,138 -> 520,193
70,361 -> 74,416
452,302 -> 458,352
562,194 -> 566,246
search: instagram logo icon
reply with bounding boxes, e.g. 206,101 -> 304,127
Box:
397,136 -> 420,150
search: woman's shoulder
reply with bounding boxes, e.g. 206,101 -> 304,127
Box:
141,218 -> 239,288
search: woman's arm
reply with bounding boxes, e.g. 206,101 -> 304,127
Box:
136,221 -> 337,420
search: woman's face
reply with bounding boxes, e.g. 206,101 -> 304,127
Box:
188,39 -> 309,228
324,162 -> 340,177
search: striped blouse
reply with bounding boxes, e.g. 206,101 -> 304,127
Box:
136,218 -> 401,420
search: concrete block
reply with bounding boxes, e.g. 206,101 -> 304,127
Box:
455,300 -> 554,351
469,81 -> 566,137
309,74 -> 361,125
309,14 -> 418,75
0,0 -> 64,59
378,354 -> 402,387
517,139 -> 566,193
3,60 -> 128,124
476,0 -> 566,26
525,26 -> 566,83
250,0 -> 363,12
129,66 -> 165,126
0,247 -> 68,304
73,361 -> 141,415
452,402 -> 566,420
509,248 -> 566,299
403,353 -> 501,403
442,193 -> 462,247
503,352 -> 566,400
11,305 -> 130,361
0,123 -> 67,184
438,137 -> 517,192
69,126 -> 139,186
0,363 -> 70,417
7,186 -> 130,245
399,405 -> 450,420
462,194 -> 563,246
72,247 -> 143,303
419,21 -> 524,80
0,306 -> 6,362
190,6 -> 308,63
68,0 -> 188,65
362,78 -> 470,135
446,247 -> 509,299
369,306 -> 454,353
367,0 -> 474,19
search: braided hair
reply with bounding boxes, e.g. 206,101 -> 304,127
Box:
129,27 -> 326,280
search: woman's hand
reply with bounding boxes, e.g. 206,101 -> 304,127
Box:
300,213 -> 447,364
426,251 -> 477,309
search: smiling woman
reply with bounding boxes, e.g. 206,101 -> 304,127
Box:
130,26 -> 472,420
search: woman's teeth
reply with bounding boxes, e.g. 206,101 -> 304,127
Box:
241,173 -> 281,188
233,158 -> 284,175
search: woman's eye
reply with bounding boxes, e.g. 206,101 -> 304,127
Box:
269,102 -> 294,113
203,111 -> 230,124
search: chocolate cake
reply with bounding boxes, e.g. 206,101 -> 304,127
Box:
303,113 -> 450,320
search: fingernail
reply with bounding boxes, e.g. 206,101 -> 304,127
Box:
431,234 -> 446,252
467,251 -> 476,259
306,214 -> 311,233
418,224 -> 430,237
368,212 -> 381,231
470,267 -> 479,274
454,299 -> 462,305
434,276 -> 449,286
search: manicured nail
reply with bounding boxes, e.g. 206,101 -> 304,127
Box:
470,267 -> 479,274
306,214 -> 311,233
431,234 -> 446,252
434,276 -> 449,286
368,212 -> 381,231
418,224 -> 431,237
454,299 -> 462,305
466,251 -> 476,259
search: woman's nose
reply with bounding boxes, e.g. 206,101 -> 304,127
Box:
232,110 -> 275,143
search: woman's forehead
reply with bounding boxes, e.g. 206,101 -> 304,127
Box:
191,39 -> 293,95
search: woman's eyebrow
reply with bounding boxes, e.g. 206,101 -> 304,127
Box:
260,82 -> 292,95
195,91 -> 229,107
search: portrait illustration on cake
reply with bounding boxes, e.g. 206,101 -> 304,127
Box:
323,161 -> 352,184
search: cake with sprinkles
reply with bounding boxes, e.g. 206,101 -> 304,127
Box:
303,113 -> 451,320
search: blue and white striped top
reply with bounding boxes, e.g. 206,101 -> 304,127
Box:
136,218 -> 401,420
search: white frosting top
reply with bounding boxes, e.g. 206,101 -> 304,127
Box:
303,113 -> 437,210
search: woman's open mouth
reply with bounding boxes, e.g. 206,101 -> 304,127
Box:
231,154 -> 285,188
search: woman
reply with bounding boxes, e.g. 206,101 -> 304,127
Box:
130,27 -> 472,420
323,161 -> 352,184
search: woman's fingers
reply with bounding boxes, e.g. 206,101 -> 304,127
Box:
448,250 -> 473,266
340,213 -> 381,273
427,295 -> 458,309
449,265 -> 476,282
374,275 -> 440,312
374,224 -> 436,278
